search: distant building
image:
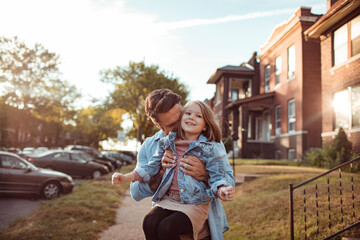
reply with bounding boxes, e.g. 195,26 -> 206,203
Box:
305,0 -> 360,152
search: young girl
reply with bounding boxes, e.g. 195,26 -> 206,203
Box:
112,100 -> 235,240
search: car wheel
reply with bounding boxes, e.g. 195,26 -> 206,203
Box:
92,170 -> 102,179
41,181 -> 61,199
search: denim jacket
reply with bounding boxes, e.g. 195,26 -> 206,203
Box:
130,130 -> 235,240
135,132 -> 232,205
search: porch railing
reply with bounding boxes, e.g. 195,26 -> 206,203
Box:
289,156 -> 360,240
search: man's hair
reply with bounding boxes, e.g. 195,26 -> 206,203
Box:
145,89 -> 182,122
177,100 -> 222,142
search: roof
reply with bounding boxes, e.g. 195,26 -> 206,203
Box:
305,0 -> 360,38
207,64 -> 254,84
225,92 -> 275,110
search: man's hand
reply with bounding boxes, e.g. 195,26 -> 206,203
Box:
161,149 -> 176,170
217,186 -> 235,201
180,155 -> 208,181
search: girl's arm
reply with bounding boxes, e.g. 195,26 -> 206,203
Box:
205,142 -> 236,200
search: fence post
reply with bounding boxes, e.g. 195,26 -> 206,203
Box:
289,184 -> 294,240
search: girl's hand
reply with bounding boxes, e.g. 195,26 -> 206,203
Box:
218,186 -> 235,201
112,172 -> 125,185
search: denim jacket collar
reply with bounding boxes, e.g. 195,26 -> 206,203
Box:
167,132 -> 208,143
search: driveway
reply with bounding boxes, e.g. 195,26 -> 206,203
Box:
0,195 -> 42,231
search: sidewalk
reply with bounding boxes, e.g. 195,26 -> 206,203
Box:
99,173 -> 257,240
99,189 -> 152,240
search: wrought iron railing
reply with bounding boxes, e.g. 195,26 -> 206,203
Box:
289,156 -> 360,239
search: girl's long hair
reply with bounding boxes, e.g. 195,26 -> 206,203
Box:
177,100 -> 222,142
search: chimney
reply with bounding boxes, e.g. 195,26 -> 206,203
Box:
327,0 -> 338,10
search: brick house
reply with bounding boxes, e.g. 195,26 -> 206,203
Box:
207,7 -> 323,160
304,0 -> 360,152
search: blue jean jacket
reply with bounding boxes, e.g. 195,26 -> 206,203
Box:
130,130 -> 235,240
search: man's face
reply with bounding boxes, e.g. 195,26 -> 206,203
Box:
152,103 -> 182,135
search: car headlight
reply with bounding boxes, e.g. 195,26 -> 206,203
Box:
63,176 -> 73,182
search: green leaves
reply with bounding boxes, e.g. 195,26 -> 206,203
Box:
100,61 -> 189,142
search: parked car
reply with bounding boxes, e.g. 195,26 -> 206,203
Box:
102,151 -> 135,165
28,150 -> 109,179
70,150 -> 114,172
64,145 -> 121,170
0,151 -> 74,199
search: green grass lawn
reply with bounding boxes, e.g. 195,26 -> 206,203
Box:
1,160 -> 359,240
223,162 -> 360,240
0,165 -> 134,240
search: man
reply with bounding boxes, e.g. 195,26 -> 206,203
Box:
130,89 -> 235,240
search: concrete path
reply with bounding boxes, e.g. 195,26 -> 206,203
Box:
99,189 -> 152,240
98,173 -> 258,240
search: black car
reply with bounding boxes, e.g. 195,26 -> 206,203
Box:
70,150 -> 114,172
0,151 -> 74,199
28,150 -> 109,179
102,151 -> 135,165
65,145 -> 121,170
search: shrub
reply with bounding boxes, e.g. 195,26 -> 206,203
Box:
305,128 -> 353,169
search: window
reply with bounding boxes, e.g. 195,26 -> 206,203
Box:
288,149 -> 296,160
247,115 -> 252,138
287,45 -> 295,80
275,56 -> 281,85
334,24 -> 348,65
275,150 -> 281,160
333,85 -> 360,129
351,15 -> 360,56
229,88 -> 239,101
288,99 -> 296,132
52,152 -> 71,160
0,156 -> 26,169
334,15 -> 360,66
275,105 -> 281,135
255,117 -> 262,140
265,65 -> 270,93
215,86 -> 221,105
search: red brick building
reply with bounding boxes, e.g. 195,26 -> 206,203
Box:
207,7 -> 323,160
305,0 -> 360,152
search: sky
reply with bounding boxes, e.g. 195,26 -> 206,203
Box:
0,0 -> 327,108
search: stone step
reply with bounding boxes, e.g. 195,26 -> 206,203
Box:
235,173 -> 261,186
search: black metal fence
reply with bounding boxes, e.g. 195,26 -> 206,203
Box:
289,156 -> 360,239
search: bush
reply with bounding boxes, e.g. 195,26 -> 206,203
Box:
305,128 -> 353,169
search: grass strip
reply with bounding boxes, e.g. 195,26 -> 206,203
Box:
0,165 -> 134,240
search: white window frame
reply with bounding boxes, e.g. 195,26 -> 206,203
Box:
288,99 -> 296,133
287,45 -> 295,80
275,56 -> 281,86
333,15 -> 360,66
275,105 -> 281,136
334,85 -> 360,129
265,65 -> 270,93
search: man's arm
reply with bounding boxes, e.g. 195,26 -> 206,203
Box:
129,139 -> 155,201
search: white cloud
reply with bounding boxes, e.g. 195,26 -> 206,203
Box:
157,8 -> 296,30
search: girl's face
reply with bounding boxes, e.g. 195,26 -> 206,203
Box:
181,103 -> 206,140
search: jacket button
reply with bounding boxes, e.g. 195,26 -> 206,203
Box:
180,189 -> 184,192
198,152 -> 201,156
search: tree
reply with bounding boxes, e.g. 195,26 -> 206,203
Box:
0,36 -> 60,110
0,36 -> 81,146
73,105 -> 125,148
100,61 -> 189,143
